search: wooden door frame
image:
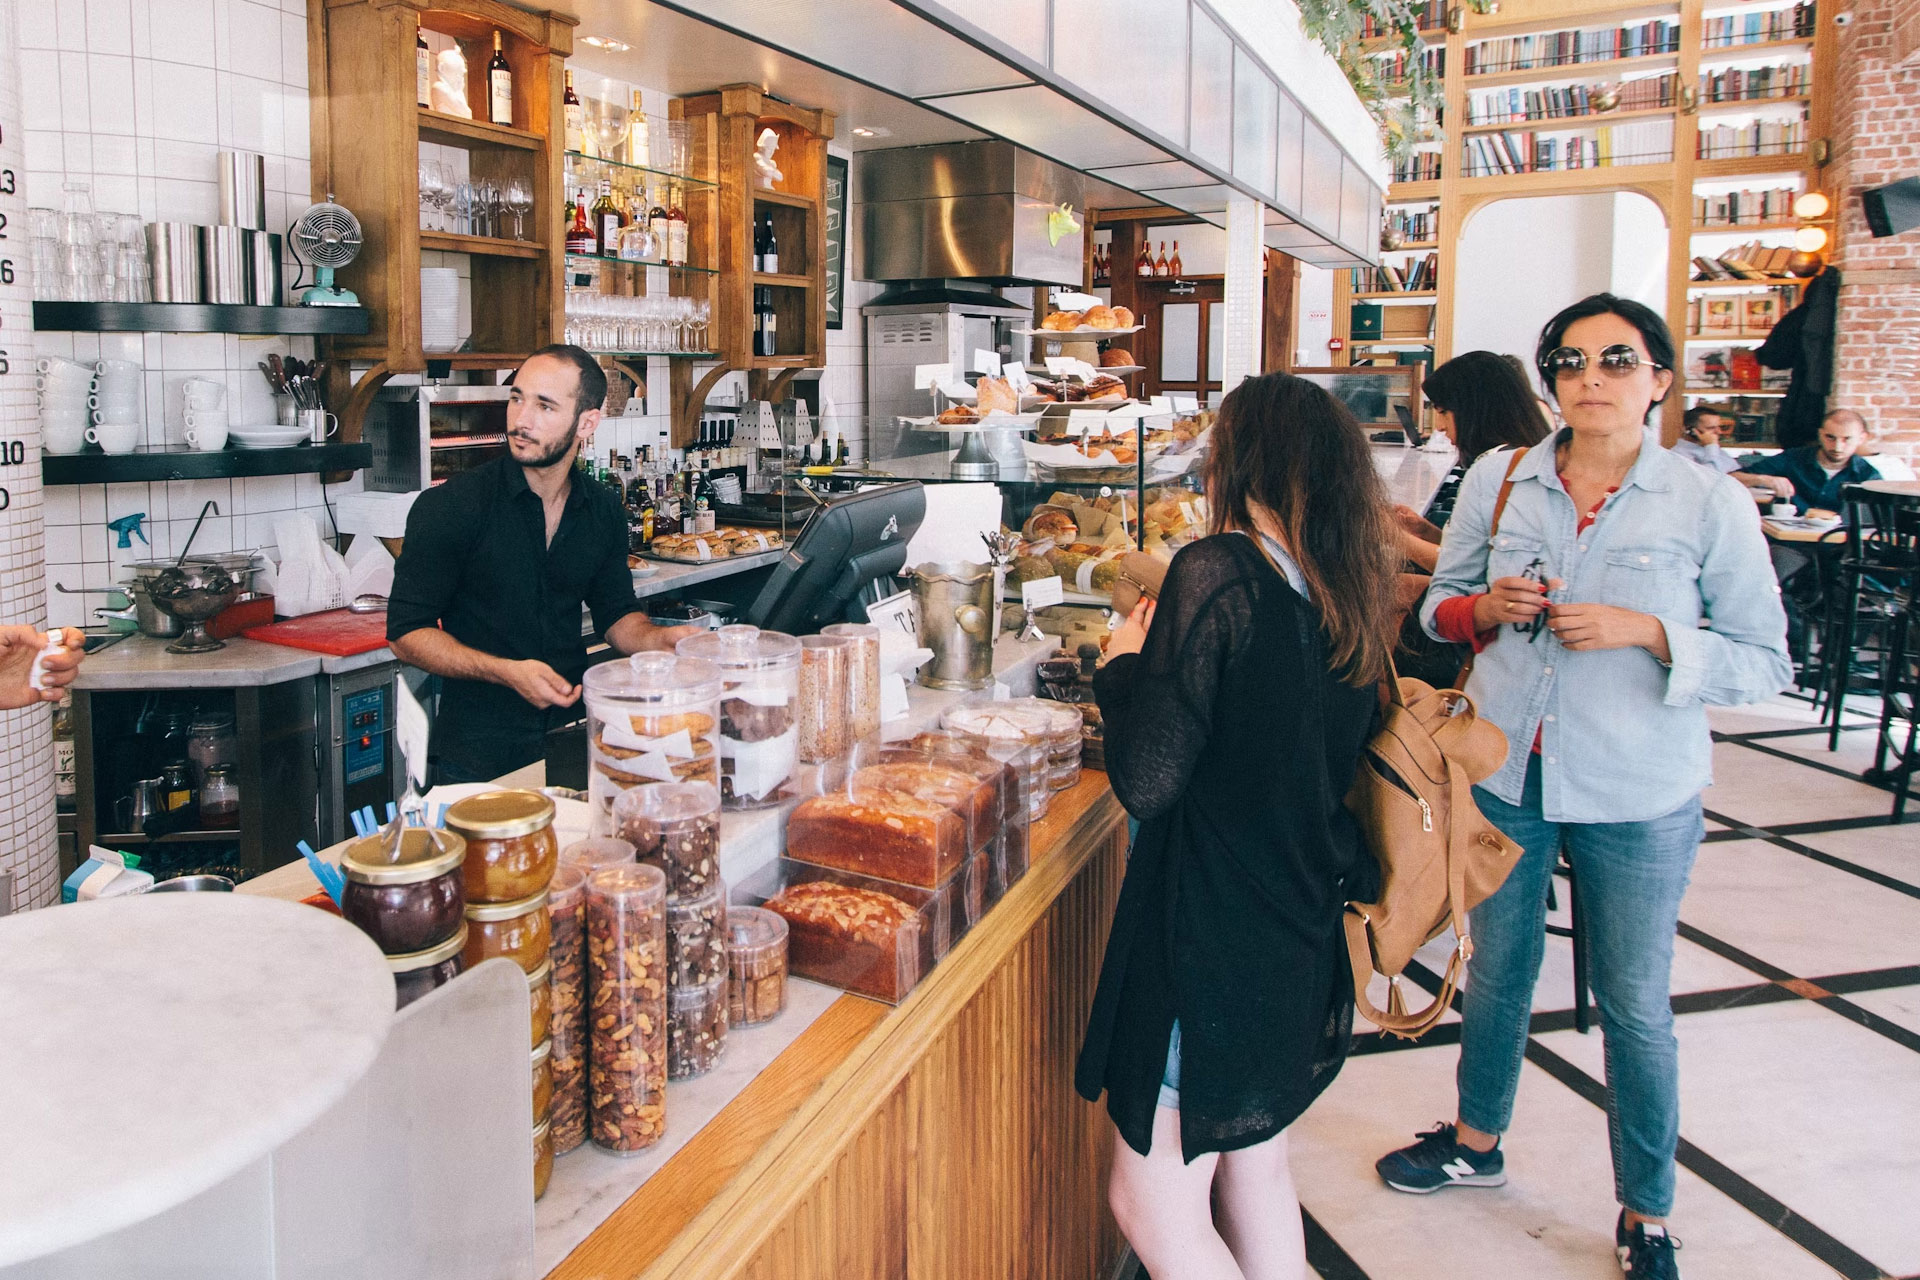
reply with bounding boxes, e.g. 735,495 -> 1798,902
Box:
1137,277 -> 1226,400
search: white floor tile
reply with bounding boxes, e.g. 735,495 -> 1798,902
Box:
1790,823 -> 1920,892
1845,984 -> 1920,1036
1703,742 -> 1893,828
1540,1001 -> 1920,1276
1292,1044 -> 1844,1280
1681,839 -> 1920,978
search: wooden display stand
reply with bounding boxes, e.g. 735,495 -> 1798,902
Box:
307,0 -> 575,442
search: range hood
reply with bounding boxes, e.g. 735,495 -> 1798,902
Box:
856,140 -> 1086,287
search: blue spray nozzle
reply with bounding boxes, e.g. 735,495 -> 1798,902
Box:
106,513 -> 149,549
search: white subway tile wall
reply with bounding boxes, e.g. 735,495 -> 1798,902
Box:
22,0 -> 354,629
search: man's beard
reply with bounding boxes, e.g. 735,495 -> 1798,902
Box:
511,427 -> 577,470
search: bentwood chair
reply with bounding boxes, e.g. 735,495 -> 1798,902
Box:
1870,597 -> 1920,819
1822,485 -> 1920,749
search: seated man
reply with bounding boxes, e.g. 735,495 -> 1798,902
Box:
1670,406 -> 1744,475
1732,409 -> 1878,517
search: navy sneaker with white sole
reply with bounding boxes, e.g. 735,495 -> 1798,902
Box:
1375,1122 -> 1507,1193
1616,1211 -> 1683,1278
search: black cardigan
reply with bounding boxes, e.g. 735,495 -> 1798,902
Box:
1076,534 -> 1378,1159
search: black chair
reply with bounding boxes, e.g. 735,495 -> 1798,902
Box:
1870,574 -> 1920,819
1543,845 -> 1591,1033
1823,485 -> 1920,748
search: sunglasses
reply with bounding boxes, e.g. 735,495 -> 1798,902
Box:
1540,344 -> 1666,380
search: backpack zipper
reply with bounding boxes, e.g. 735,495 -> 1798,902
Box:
1366,750 -> 1434,832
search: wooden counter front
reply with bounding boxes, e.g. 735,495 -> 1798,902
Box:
548,772 -> 1131,1280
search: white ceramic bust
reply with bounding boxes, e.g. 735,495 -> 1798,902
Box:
754,127 -> 783,188
432,47 -> 471,118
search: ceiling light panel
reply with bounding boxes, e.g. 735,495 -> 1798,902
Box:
1089,160 -> 1215,189
1189,8 -> 1234,171
920,84 -> 1169,169
1232,46 -> 1277,194
926,0 -> 1049,62
1143,183 -> 1233,214
1300,122 -> 1342,240
1049,0 -> 1189,147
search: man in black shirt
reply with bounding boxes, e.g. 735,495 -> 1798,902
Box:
387,345 -> 695,782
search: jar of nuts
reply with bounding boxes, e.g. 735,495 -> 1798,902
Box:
586,863 -> 668,1154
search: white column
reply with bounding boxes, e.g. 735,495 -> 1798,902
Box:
0,0 -> 57,911
1221,196 -> 1266,393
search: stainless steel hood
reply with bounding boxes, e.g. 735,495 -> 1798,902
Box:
856,140 -> 1086,286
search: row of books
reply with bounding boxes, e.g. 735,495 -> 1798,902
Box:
1702,3 -> 1816,48
1693,186 -> 1800,226
1699,62 -> 1811,104
1384,205 -> 1440,242
1369,46 -> 1446,82
1464,20 -> 1680,75
1360,2 -> 1446,39
1392,152 -> 1444,183
1685,347 -> 1791,391
1466,74 -> 1677,125
1697,117 -> 1808,159
1687,290 -> 1794,336
1462,122 -> 1674,176
1350,253 -> 1439,293
1691,243 -> 1802,279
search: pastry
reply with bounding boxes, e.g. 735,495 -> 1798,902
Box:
1111,305 -> 1134,327
1008,554 -> 1055,584
1082,304 -> 1117,329
936,404 -> 980,424
1041,310 -> 1083,331
975,377 -> 1019,416
764,879 -> 925,1002
1024,508 -> 1079,542
785,789 -> 968,886
1100,348 -> 1135,368
853,760 -> 999,851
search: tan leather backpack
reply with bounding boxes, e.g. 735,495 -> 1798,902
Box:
1343,668 -> 1523,1039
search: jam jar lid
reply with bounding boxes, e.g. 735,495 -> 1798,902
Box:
464,886 -> 551,922
341,827 -> 467,886
582,651 -> 723,705
387,923 -> 468,974
675,623 -> 801,672
445,790 -> 556,842
532,1038 -> 552,1068
527,957 -> 553,988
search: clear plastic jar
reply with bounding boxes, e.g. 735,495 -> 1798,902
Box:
533,1118 -> 554,1200
668,976 -> 729,1080
667,883 -> 728,987
797,634 -> 852,764
821,622 -> 881,744
546,865 -> 588,1153
198,762 -> 240,829
583,652 -> 723,826
463,889 -> 552,975
559,836 -> 636,872
527,957 -> 553,1048
727,905 -> 789,1027
613,781 -> 721,898
445,790 -> 560,904
341,827 -> 467,955
187,709 -> 236,792
675,625 -> 802,809
587,863 -> 668,1154
387,924 -> 466,1011
532,1038 -> 554,1120
941,700 -> 1053,821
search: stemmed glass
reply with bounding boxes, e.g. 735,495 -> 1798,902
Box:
506,178 -> 533,240
418,160 -> 447,231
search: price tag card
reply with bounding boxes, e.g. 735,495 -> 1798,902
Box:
936,379 -> 976,402
1066,408 -> 1111,436
1043,356 -> 1077,377
865,588 -> 920,637
1171,394 -> 1199,413
1021,576 -> 1065,609
914,362 -> 954,390
1002,362 -> 1030,389
973,349 -> 1002,376
1150,395 -> 1174,413
1104,401 -> 1155,420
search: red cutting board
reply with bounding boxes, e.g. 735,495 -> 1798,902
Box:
244,608 -> 391,656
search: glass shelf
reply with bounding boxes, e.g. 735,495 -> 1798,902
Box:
582,350 -> 722,360
562,150 -> 715,189
563,251 -> 718,274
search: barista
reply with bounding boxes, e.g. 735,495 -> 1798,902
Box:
387,346 -> 697,783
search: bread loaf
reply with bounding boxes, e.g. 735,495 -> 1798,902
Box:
784,788 -> 968,886
764,880 -> 925,1001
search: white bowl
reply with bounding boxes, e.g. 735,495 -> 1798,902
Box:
228,425 -> 311,449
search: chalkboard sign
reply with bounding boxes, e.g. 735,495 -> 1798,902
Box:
824,153 -> 848,330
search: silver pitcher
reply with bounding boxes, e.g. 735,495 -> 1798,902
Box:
911,561 -> 996,690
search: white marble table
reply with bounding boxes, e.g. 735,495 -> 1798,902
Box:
0,894 -> 394,1267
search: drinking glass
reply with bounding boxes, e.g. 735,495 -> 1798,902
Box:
418,159 -> 441,230
506,178 -> 532,240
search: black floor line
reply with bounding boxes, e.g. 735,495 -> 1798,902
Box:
1722,734 -> 1902,793
1759,812 -> 1920,838
1764,832 -> 1920,899
1303,1208 -> 1373,1280
1699,808 -> 1920,896
1721,723 -> 1874,743
1522,1040 -> 1893,1280
1676,921 -> 1798,983
1814,963 -> 1920,993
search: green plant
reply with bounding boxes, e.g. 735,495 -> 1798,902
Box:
1297,0 -> 1445,165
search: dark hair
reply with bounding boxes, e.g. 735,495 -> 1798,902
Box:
1683,405 -> 1727,430
1534,293 -> 1676,413
1421,350 -> 1550,466
520,344 -> 609,420
1205,373 -> 1399,686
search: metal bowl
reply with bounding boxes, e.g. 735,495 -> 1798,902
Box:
148,563 -> 239,654
150,874 -> 236,893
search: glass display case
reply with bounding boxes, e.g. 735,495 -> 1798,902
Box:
1291,366 -> 1425,434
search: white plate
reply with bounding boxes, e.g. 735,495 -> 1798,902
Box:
229,426 -> 311,448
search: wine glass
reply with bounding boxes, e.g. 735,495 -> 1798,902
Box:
505,178 -> 533,240
594,113 -> 627,169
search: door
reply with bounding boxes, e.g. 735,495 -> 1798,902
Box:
1140,278 -> 1227,405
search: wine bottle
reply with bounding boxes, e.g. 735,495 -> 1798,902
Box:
563,70 -> 584,153
666,182 -> 688,266
694,459 -> 717,534
753,286 -> 777,357
628,90 -> 649,167
1168,240 -> 1183,278
761,210 -> 778,274
1135,241 -> 1153,277
1154,241 -> 1169,277
592,179 -> 622,257
646,181 -> 670,260
416,29 -> 432,109
487,31 -> 513,127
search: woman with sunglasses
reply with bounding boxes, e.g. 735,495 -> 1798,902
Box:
1374,295 -> 1790,1280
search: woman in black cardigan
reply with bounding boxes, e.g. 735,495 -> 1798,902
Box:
1078,373 -> 1399,1278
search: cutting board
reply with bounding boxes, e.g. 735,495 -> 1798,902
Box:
244,608 -> 391,656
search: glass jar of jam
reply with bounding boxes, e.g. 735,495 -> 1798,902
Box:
445,790 -> 560,903
531,1038 -> 553,1121
388,924 -> 467,1011
341,827 -> 468,955
533,1117 -> 554,1200
527,957 -> 552,1048
463,888 -> 552,975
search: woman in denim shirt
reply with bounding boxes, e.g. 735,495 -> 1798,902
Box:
1375,295 -> 1790,1280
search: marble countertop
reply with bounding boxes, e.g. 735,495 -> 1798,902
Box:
72,634 -> 328,690
630,547 -> 784,602
1371,439 -> 1457,513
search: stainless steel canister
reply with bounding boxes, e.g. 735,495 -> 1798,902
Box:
217,151 -> 267,229
199,225 -> 248,304
146,222 -> 203,302
242,230 -> 282,306
910,561 -> 996,690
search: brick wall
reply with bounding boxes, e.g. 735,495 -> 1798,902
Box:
1830,0 -> 1920,457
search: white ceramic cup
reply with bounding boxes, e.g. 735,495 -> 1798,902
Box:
93,377 -> 141,403
36,355 -> 91,376
40,408 -> 91,432
42,420 -> 89,455
85,421 -> 141,454
95,358 -> 142,378
185,407 -> 228,436
185,419 -> 230,451
92,403 -> 141,426
35,371 -> 94,396
181,378 -> 225,408
89,388 -> 139,409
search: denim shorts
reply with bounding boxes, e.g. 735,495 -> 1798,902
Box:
1158,1021 -> 1182,1109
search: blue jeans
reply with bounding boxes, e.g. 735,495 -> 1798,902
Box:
1456,756 -> 1703,1217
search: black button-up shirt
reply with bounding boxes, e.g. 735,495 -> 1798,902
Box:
387,455 -> 637,775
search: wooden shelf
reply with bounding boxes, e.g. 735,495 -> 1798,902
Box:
417,108 -> 544,150
43,443 -> 372,485
750,355 -> 815,369
751,188 -> 818,209
752,272 -> 813,288
583,350 -> 721,360
1684,386 -> 1787,397
1384,239 -> 1439,250
1697,93 -> 1812,113
422,351 -> 535,368
33,302 -> 371,336
1458,160 -> 1675,189
1687,275 -> 1806,288
1388,180 -> 1442,200
562,150 -> 717,189
420,230 -> 546,258
1693,220 -> 1805,233
1699,36 -> 1815,59
1684,332 -> 1772,341
1460,105 -> 1678,133
1464,51 -> 1679,89
1352,290 -> 1438,300
1694,152 -> 1812,177
564,252 -> 719,274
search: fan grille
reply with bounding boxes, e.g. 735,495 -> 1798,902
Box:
292,202 -> 363,268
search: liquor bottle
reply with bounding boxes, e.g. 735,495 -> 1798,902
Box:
604,448 -> 625,503
416,28 -> 432,109
753,286 -> 777,357
666,182 -> 688,267
52,695 -> 75,813
646,181 -> 670,258
591,179 -> 622,257
1168,240 -> 1183,278
1154,241 -> 1169,277
753,211 -> 768,272
487,30 -> 513,127
836,436 -> 850,467
632,480 -> 656,551
759,211 -> 779,274
1135,241 -> 1153,277
565,189 -> 596,255
627,90 -> 649,167
694,459 -> 716,534
563,70 -> 584,153
679,473 -> 698,535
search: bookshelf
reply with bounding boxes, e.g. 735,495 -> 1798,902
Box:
1337,0 -> 1836,444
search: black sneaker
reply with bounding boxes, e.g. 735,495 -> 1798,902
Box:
1375,1122 -> 1507,1193
1616,1211 -> 1683,1278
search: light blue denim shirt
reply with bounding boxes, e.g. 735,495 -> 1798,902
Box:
1421,427 -> 1792,823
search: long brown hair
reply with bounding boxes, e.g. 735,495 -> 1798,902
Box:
1204,373 -> 1400,686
